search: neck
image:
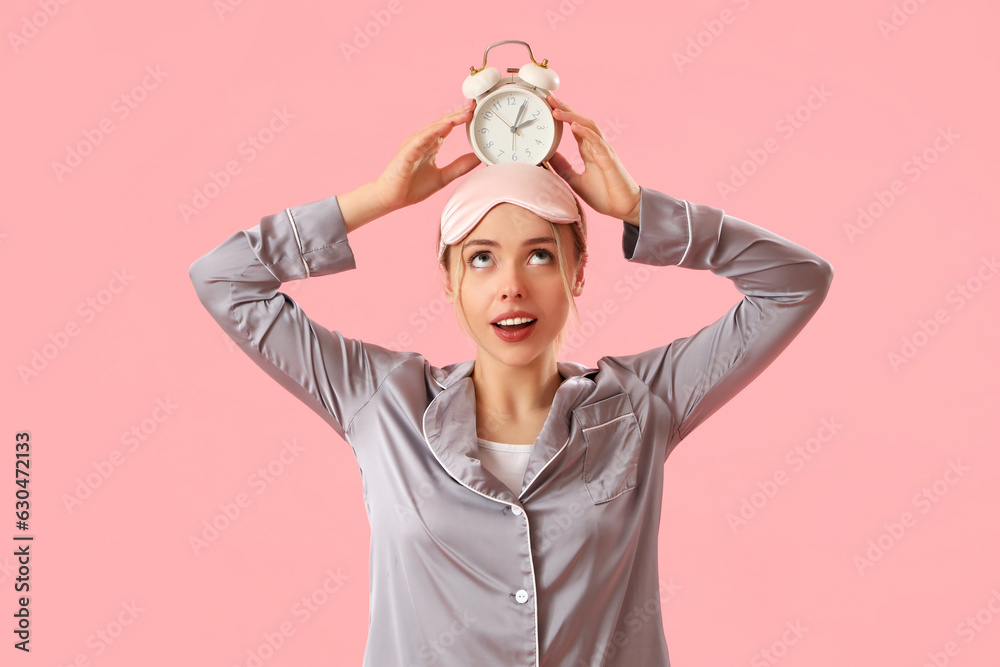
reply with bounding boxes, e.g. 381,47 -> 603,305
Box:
470,351 -> 563,435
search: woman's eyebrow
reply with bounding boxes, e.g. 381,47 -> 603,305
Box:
463,236 -> 557,249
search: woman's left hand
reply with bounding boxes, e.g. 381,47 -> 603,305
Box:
545,93 -> 642,225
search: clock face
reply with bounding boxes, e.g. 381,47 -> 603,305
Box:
471,88 -> 557,165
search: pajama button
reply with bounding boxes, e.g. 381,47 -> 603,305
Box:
515,589 -> 529,603
511,505 -> 523,516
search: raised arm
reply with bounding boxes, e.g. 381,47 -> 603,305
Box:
188,102 -> 482,443
188,186 -> 408,442
544,93 -> 833,447
609,187 -> 834,444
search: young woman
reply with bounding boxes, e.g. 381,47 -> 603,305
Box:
189,93 -> 833,666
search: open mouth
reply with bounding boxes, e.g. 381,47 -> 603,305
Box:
492,319 -> 537,332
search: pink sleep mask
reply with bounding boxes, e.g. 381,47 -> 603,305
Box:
438,162 -> 585,263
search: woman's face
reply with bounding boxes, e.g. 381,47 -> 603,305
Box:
444,203 -> 583,369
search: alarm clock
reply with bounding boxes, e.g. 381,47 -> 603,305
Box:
461,40 -> 563,169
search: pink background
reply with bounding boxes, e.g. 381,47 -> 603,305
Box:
4,1 -> 999,665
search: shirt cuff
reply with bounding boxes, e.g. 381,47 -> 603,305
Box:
622,186 -> 713,268
252,194 -> 357,282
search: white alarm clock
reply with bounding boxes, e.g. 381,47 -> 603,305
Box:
461,40 -> 563,168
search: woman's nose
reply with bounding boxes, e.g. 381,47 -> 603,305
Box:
499,265 -> 526,299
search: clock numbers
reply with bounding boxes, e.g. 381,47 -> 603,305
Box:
475,92 -> 552,165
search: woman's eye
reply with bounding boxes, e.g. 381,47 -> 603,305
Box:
530,250 -> 553,264
466,249 -> 554,268
468,252 -> 492,267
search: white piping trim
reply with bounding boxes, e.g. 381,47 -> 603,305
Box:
419,401 -> 539,665
520,434 -> 570,498
581,412 -> 635,431
677,200 -> 693,267
522,510 -> 541,667
285,207 -> 310,279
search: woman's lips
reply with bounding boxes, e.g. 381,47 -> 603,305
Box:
491,319 -> 537,342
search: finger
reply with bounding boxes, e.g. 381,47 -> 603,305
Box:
440,152 -> 482,185
416,108 -> 472,141
413,114 -> 469,148
441,101 -> 476,120
547,151 -> 578,186
553,108 -> 603,139
546,92 -> 571,112
570,123 -> 618,168
435,109 -> 474,129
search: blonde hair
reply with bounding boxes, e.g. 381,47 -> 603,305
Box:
437,215 -> 588,356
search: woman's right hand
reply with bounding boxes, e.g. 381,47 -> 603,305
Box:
372,101 -> 483,213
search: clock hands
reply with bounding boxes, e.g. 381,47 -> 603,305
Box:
488,108 -> 520,136
512,100 -> 526,133
513,102 -> 546,133
482,98 -> 539,160
510,100 -> 528,155
512,117 -> 533,133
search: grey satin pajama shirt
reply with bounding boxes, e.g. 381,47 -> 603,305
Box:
189,184 -> 833,666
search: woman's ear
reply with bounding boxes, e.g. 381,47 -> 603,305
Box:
572,259 -> 586,297
442,265 -> 455,303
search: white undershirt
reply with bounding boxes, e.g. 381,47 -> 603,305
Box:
476,438 -> 533,496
